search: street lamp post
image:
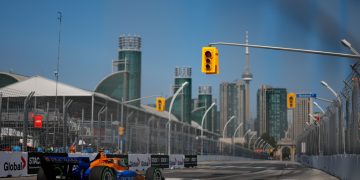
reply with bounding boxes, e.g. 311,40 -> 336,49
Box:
253,137 -> 261,150
243,129 -> 251,141
263,143 -> 269,152
258,141 -> 267,151
168,82 -> 189,155
243,129 -> 251,146
321,81 -> 344,154
313,101 -> 326,114
243,129 -> 251,137
255,139 -> 264,150
248,132 -> 257,149
314,98 -> 333,154
222,116 -> 236,138
341,39 -> 360,56
221,115 -> 235,154
232,122 -> 243,156
201,102 -> 216,155
309,113 -> 322,155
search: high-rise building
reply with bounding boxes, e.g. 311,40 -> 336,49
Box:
256,86 -> 287,141
118,35 -> 141,106
170,67 -> 192,124
220,80 -> 245,138
292,97 -> 313,140
95,35 -> 141,106
256,85 -> 269,136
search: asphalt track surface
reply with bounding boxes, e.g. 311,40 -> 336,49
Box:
1,160 -> 338,180
163,160 -> 339,180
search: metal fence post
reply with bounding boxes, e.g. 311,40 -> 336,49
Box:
63,99 -> 73,150
22,91 -> 35,152
81,108 -> 84,152
45,102 -> 49,148
0,93 -> 2,140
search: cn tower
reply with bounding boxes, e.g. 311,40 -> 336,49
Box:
242,31 -> 253,134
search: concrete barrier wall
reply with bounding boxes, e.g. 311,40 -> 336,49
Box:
298,155 -> 360,180
198,155 -> 254,162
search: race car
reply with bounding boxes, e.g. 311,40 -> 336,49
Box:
37,150 -> 164,180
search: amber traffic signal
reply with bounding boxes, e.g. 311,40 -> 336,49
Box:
202,46 -> 219,74
156,97 -> 166,111
287,93 -> 296,109
118,127 -> 125,136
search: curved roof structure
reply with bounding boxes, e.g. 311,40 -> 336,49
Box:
94,71 -> 125,101
0,71 -> 28,88
0,75 -> 93,97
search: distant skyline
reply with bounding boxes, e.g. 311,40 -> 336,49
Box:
1,0 -> 360,118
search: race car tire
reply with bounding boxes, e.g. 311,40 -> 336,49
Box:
88,166 -> 115,180
145,167 -> 164,180
37,167 -> 55,180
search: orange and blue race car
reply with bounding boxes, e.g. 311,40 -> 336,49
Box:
37,150 -> 164,180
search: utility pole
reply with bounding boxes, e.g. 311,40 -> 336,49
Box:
55,12 -> 62,144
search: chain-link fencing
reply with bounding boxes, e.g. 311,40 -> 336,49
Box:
297,63 -> 360,155
0,87 -> 261,158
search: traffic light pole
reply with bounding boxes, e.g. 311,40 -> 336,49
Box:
208,42 -> 360,60
207,41 -> 359,155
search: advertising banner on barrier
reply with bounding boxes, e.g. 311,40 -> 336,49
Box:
169,154 -> 184,169
150,154 -> 169,169
27,152 -> 67,174
68,153 -> 98,161
128,154 -> 151,171
0,151 -> 28,177
184,155 -> 197,167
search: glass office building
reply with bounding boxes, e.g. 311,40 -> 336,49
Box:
266,88 -> 287,141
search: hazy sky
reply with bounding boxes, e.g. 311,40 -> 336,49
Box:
1,0 -> 359,118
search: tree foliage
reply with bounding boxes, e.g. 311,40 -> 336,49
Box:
260,133 -> 277,147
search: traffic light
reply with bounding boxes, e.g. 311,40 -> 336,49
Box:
118,127 -> 125,136
156,97 -> 166,111
287,93 -> 296,109
202,46 -> 219,74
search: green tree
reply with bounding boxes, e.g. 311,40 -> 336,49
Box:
260,133 -> 277,148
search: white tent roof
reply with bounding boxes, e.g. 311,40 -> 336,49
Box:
0,76 -> 93,97
141,104 -> 180,122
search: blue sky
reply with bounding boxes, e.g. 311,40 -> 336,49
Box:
1,0 -> 360,118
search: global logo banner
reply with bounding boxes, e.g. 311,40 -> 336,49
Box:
0,152 -> 28,177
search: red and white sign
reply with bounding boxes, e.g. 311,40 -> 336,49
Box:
0,152 -> 28,177
33,115 -> 43,128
